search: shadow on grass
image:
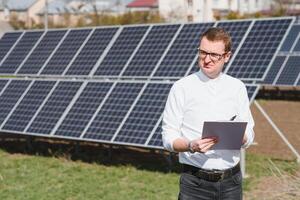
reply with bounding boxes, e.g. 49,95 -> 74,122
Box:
0,133 -> 182,174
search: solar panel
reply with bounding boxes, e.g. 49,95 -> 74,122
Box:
0,17 -> 297,151
16,30 -> 67,75
147,123 -> 163,147
83,82 -> 144,141
26,81 -> 82,135
226,18 -> 293,80
263,56 -> 287,84
0,79 -> 9,95
0,32 -> 22,63
65,28 -> 119,76
0,80 -> 31,127
54,82 -> 113,138
280,25 -> 300,52
217,20 -> 252,52
291,34 -> 300,52
153,23 -> 214,78
0,31 -> 44,74
275,56 -> 300,85
94,26 -> 149,76
40,29 -> 91,75
245,84 -> 260,103
122,24 -> 180,77
113,83 -> 172,144
2,81 -> 56,132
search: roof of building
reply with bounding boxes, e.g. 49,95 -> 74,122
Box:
127,0 -> 158,8
6,0 -> 37,11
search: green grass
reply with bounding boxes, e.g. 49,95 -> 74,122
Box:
0,146 -> 298,200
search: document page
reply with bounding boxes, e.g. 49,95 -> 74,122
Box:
202,121 -> 247,150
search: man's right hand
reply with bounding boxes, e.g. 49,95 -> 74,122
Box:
188,137 -> 218,153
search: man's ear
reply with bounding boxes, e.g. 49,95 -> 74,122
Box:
224,51 -> 232,63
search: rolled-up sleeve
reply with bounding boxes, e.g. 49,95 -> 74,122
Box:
162,82 -> 185,152
238,84 -> 255,148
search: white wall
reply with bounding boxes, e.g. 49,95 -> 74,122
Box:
159,0 -> 272,23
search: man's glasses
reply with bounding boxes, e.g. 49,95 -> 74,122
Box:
197,48 -> 227,62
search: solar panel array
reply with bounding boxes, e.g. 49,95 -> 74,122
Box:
262,24 -> 300,86
0,17 -> 295,149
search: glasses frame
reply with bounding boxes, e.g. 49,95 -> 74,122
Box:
197,48 -> 228,62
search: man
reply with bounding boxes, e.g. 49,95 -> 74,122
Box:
162,27 -> 254,200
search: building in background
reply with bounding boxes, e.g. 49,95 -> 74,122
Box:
0,0 -> 46,27
126,0 -> 158,12
158,0 -> 273,22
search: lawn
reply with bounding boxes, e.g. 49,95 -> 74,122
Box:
0,141 -> 299,200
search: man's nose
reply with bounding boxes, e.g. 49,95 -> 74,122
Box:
204,54 -> 211,62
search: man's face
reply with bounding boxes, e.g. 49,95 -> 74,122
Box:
198,36 -> 231,79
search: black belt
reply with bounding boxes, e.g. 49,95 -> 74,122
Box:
182,163 -> 240,182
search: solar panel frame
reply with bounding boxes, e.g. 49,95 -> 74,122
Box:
112,82 -> 172,145
15,30 -> 68,75
83,81 -> 145,142
225,17 -> 294,81
92,25 -> 151,77
39,29 -> 92,76
0,32 -> 23,64
0,31 -> 44,75
153,22 -> 215,79
274,55 -> 300,86
0,80 -> 33,129
54,81 -> 114,138
26,81 -> 83,135
120,24 -> 181,78
1,80 -> 56,132
64,27 -> 121,77
280,25 -> 300,52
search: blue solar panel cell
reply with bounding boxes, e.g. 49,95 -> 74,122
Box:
153,23 -> 214,78
0,79 -> 8,95
245,84 -> 259,102
27,81 -> 82,135
227,18 -> 292,80
40,29 -> 91,75
17,30 -> 67,75
55,82 -> 113,138
263,56 -> 286,84
65,28 -> 118,76
0,80 -> 31,127
114,83 -> 172,144
148,124 -> 163,147
280,25 -> 300,52
2,81 -> 56,132
0,31 -> 44,74
84,82 -> 144,141
0,32 -> 22,63
292,36 -> 300,52
275,56 -> 300,85
122,24 -> 180,77
94,26 -> 149,76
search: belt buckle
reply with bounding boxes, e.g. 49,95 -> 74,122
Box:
209,170 -> 225,182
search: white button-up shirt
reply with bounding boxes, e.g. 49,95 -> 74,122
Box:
162,70 -> 255,170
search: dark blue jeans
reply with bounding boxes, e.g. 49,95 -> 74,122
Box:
178,171 -> 243,200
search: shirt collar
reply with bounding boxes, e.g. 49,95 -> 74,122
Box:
196,69 -> 223,83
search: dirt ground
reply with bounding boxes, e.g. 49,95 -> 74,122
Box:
248,100 -> 300,161
244,99 -> 300,199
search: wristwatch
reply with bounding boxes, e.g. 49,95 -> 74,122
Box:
188,141 -> 195,153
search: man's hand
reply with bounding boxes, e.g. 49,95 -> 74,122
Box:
189,137 -> 218,153
242,134 -> 248,145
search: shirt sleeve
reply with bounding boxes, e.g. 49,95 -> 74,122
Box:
237,83 -> 255,148
161,82 -> 185,152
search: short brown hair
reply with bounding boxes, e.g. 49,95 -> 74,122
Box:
200,27 -> 232,52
